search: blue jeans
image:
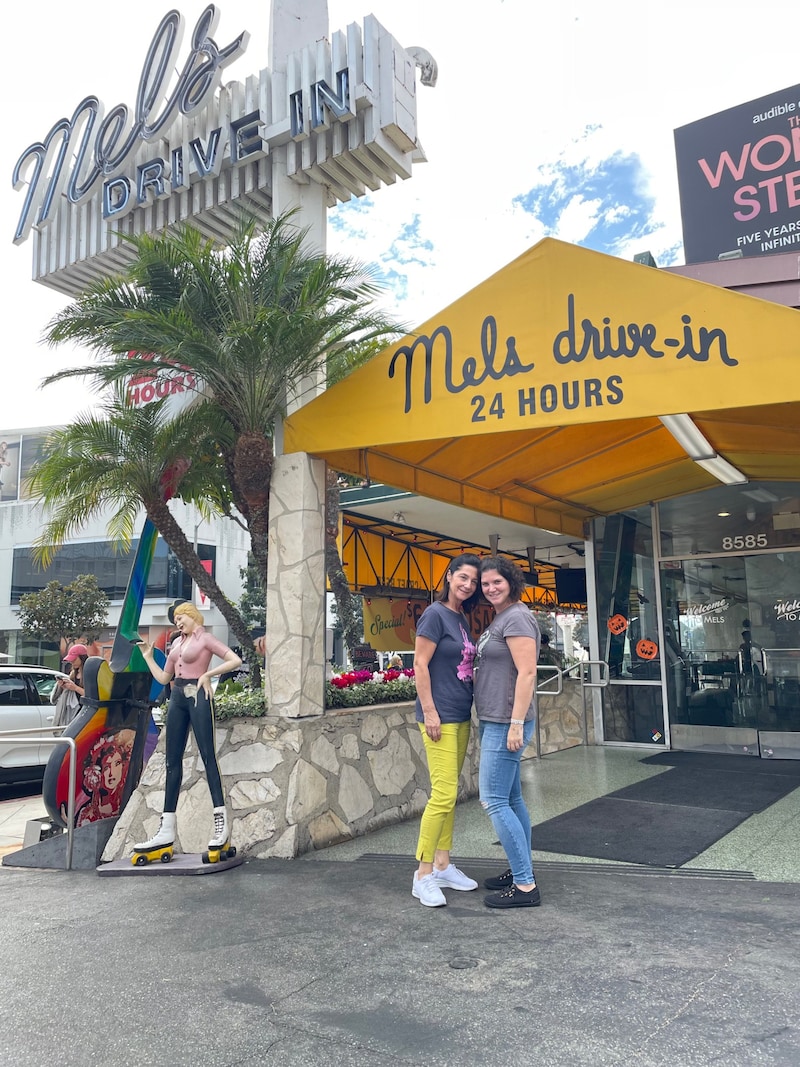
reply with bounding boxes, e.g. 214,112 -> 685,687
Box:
479,720 -> 536,886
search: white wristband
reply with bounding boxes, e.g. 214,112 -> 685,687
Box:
510,719 -> 526,725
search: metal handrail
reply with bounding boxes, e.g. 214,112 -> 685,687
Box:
535,663 -> 563,696
533,659 -> 610,753
0,730 -> 76,870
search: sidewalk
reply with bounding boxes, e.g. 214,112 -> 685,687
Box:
1,851 -> 799,1066
0,788 -> 46,862
2,747 -> 800,1065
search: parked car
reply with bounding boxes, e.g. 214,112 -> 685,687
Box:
0,665 -> 70,784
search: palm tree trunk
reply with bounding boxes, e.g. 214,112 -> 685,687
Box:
325,468 -> 362,656
146,498 -> 260,683
231,431 -> 272,584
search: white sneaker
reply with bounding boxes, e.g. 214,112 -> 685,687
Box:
412,871 -> 447,907
432,863 -> 478,891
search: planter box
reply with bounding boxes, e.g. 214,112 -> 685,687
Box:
104,683 -> 592,863
104,702 -> 478,862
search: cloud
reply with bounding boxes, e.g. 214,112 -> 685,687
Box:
329,126 -> 688,327
513,131 -> 665,260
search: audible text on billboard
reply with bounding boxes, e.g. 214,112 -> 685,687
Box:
674,83 -> 800,264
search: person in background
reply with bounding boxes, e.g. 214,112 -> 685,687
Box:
165,629 -> 181,655
474,556 -> 541,909
411,553 -> 482,908
51,643 -> 88,726
388,653 -> 404,670
538,633 -> 565,670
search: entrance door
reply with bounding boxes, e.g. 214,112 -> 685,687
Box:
662,550 -> 800,757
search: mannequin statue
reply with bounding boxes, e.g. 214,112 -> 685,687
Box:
133,601 -> 242,864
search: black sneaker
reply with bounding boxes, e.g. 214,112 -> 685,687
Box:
484,884 -> 541,909
483,868 -> 513,890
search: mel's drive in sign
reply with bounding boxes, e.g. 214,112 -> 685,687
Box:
674,82 -> 800,264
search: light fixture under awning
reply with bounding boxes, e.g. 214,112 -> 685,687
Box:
660,414 -> 748,485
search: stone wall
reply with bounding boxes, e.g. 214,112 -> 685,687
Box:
103,682 -> 592,863
535,678 -> 593,755
103,702 -> 479,861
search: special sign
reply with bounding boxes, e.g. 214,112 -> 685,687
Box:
674,82 -> 800,263
282,236 -> 800,455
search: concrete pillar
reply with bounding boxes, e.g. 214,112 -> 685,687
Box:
265,0 -> 330,719
265,451 -> 327,717
268,0 -> 328,245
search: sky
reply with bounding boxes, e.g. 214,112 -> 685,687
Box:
5,0 -> 800,430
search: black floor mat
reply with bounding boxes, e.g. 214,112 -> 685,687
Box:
608,767 -> 800,813
531,753 -> 800,867
640,750 -> 800,777
532,797 -> 746,868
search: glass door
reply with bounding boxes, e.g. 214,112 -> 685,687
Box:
661,549 -> 800,756
745,552 -> 800,757
593,509 -> 666,745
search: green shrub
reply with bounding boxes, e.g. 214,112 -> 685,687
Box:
201,674 -> 417,718
213,683 -> 268,720
325,676 -> 417,710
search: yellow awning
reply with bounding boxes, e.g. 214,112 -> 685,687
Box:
285,239 -> 800,537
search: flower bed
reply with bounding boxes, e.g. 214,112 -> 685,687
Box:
326,668 -> 416,709
211,668 -> 417,717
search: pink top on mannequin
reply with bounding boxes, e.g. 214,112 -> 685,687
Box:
165,627 -> 233,679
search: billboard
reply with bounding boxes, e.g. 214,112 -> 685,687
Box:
674,83 -> 800,264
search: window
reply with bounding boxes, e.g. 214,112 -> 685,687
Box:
11,542 -> 216,603
0,674 -> 28,706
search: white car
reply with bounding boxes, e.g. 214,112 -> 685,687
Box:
0,665 -> 70,784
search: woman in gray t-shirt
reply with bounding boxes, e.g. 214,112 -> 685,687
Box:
473,556 -> 541,909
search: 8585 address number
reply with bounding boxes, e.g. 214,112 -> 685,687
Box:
721,535 -> 768,550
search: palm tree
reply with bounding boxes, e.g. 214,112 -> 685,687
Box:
41,212 -> 400,587
26,389 -> 258,661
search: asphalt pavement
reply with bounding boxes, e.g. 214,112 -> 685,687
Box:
1,852 -> 799,1066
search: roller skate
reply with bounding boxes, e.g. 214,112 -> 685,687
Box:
202,806 -> 236,863
131,812 -> 176,866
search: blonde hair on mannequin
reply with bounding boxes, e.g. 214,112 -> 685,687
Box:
173,602 -> 204,626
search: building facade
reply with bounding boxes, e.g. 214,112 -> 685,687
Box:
0,426 -> 250,666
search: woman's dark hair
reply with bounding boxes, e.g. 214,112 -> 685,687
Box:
480,555 -> 527,602
438,553 -> 482,612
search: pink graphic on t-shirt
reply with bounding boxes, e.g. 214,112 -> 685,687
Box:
457,625 -> 477,682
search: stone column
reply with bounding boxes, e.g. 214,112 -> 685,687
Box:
265,451 -> 327,717
264,0 -> 330,719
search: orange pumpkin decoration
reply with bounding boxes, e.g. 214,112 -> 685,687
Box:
607,614 -> 628,635
636,638 -> 658,660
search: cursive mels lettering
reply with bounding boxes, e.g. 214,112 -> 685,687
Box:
388,316 -> 534,414
13,5 -> 248,243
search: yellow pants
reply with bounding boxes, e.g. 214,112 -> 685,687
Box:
415,720 -> 471,862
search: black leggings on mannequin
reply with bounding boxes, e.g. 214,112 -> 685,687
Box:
163,678 -> 224,812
